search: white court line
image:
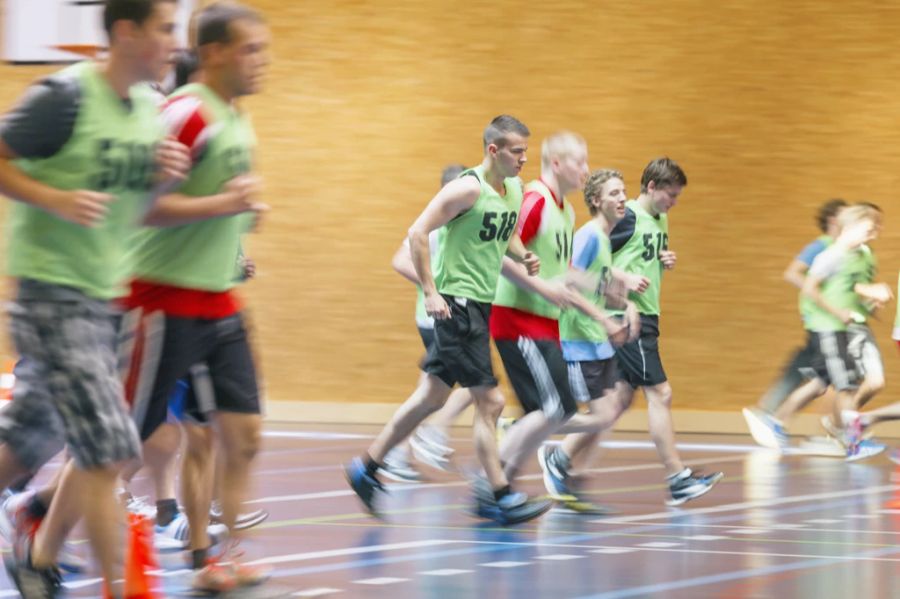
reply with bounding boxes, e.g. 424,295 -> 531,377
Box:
421,569 -> 473,576
684,535 -> 728,541
245,454 -> 749,505
293,589 -> 342,597
726,529 -> 769,535
482,561 -> 531,568
537,554 -> 585,560
353,577 -> 408,585
638,542 -> 683,548
596,484 -> 900,524
245,539 -> 458,566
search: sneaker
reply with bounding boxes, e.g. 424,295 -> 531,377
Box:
742,407 -> 789,450
554,498 -> 617,516
846,439 -> 887,462
537,445 -> 574,501
380,446 -> 422,483
154,512 -> 229,553
343,457 -> 386,516
474,491 -> 553,525
56,544 -> 87,575
226,560 -> 271,587
192,561 -> 237,594
3,518 -> 61,599
666,468 -> 724,507
209,501 -> 269,531
0,491 -> 85,574
124,494 -> 158,519
409,429 -> 453,472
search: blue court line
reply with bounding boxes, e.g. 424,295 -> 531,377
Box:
571,544 -> 900,599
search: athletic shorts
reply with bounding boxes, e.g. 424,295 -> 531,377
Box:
495,338 -> 577,420
422,295 -> 496,388
0,281 -> 141,470
417,326 -> 435,370
121,309 -> 260,441
810,330 -> 859,392
847,324 -> 883,382
567,358 -> 623,404
614,314 -> 667,388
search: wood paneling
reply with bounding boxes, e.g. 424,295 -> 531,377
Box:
2,0 -> 900,413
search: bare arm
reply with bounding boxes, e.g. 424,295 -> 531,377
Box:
783,259 -> 809,289
391,239 -> 420,285
143,174 -> 264,227
409,177 -> 481,319
0,140 -> 111,226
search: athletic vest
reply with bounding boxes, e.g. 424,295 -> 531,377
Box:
433,165 -> 523,303
493,179 -> 575,319
129,83 -> 256,292
559,220 -> 613,344
611,199 -> 668,315
7,62 -> 162,299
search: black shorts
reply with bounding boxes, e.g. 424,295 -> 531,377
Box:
810,330 -> 860,392
417,326 -> 435,370
567,358 -> 623,404
170,364 -> 214,426
422,295 -> 497,388
120,309 -> 260,441
495,338 -> 577,419
614,314 -> 667,388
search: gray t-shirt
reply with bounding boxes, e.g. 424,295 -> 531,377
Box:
0,73 -> 83,159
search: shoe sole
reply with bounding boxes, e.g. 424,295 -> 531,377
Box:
846,445 -> 887,462
536,445 -> 571,501
742,408 -> 785,450
233,510 -> 270,531
666,473 -> 725,507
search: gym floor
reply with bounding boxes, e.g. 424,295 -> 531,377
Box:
8,423 -> 900,598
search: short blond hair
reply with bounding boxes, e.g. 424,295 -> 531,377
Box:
541,131 -> 586,171
838,204 -> 881,229
583,169 -> 624,216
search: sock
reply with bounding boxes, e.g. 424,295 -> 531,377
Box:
667,468 -> 690,483
26,495 -> 49,520
156,498 -> 179,527
493,485 -> 512,502
191,547 -> 208,570
364,455 -> 381,476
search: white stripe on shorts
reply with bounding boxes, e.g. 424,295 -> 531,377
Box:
517,337 -> 564,420
567,362 -> 591,404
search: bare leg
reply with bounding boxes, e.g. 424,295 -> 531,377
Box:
644,382 -> 683,476
427,388 -> 474,432
182,422 -> 215,551
468,385 -> 508,490
366,374 -> 451,464
773,378 -> 827,423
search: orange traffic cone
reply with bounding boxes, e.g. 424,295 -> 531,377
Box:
123,513 -> 161,599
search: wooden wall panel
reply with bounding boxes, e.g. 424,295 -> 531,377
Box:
2,0 -> 900,413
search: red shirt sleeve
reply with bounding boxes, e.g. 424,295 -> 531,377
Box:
518,190 -> 546,247
161,95 -> 211,161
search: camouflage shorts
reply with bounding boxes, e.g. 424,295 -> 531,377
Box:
0,281 -> 141,471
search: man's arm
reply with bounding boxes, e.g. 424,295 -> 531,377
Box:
408,176 -> 481,319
